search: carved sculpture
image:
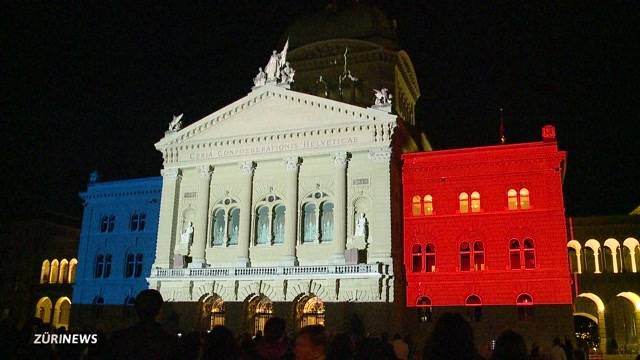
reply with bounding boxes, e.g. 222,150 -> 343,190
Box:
254,39 -> 294,88
181,221 -> 194,248
168,113 -> 183,132
355,213 -> 368,237
373,88 -> 392,106
253,67 -> 267,87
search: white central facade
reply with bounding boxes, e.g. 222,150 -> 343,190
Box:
150,84 -> 398,309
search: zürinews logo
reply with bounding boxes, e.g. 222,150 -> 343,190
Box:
33,332 -> 98,345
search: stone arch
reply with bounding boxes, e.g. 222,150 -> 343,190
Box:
239,282 -> 275,301
35,297 -> 52,323
245,294 -> 273,336
68,258 -> 78,283
577,292 -> 607,352
200,293 -> 225,330
622,238 -> 639,273
603,238 -> 621,273
574,312 -> 599,324
40,260 -> 50,284
611,293 -> 640,351
287,281 -> 329,302
194,282 -> 229,302
584,239 -> 601,273
58,259 -> 69,283
53,297 -> 71,329
617,292 -> 640,311
567,240 -> 582,273
294,294 -> 325,329
50,259 -> 60,284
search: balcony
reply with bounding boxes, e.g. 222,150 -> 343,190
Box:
149,263 -> 386,281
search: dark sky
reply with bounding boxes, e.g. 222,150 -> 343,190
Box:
3,1 -> 639,219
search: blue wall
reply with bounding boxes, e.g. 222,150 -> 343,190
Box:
73,176 -> 162,305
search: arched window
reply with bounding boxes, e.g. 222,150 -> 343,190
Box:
256,205 -> 270,245
510,239 -> 521,269
35,297 -> 53,324
228,208 -> 240,245
568,248 -> 579,273
299,296 -> 325,328
459,193 -> 469,213
273,205 -> 286,244
249,295 -> 273,335
423,195 -> 433,215
202,295 -> 225,329
320,201 -> 334,242
465,295 -> 482,322
412,195 -> 421,216
412,244 -> 422,272
473,242 -> 485,270
94,255 -> 104,278
211,197 -> 240,247
425,243 -> 436,272
302,203 -> 317,243
104,254 -> 112,278
519,188 -> 530,209
524,239 -> 535,269
583,247 -> 595,273
68,258 -> 78,283
41,260 -> 50,284
212,208 -> 225,246
516,293 -> 534,320
58,259 -> 69,284
53,297 -> 71,329
471,192 -> 481,212
507,189 -> 518,210
460,242 -> 471,271
417,296 -> 432,323
50,259 -> 59,284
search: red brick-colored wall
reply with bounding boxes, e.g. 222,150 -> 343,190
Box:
401,132 -> 572,307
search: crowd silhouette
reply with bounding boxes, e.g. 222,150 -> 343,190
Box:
0,289 -> 634,359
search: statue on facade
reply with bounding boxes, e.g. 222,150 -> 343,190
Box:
214,224 -> 224,245
280,62 -> 295,85
373,88 -> 392,106
259,222 -> 268,243
275,220 -> 284,242
181,221 -> 194,247
253,67 -> 267,87
354,213 -> 368,238
168,113 -> 183,132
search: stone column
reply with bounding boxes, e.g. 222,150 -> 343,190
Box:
330,151 -> 349,264
153,168 -> 181,269
282,157 -> 300,266
597,310 -> 607,353
189,165 -> 212,268
237,161 -> 255,267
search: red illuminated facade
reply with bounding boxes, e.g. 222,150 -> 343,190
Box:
402,125 -> 573,309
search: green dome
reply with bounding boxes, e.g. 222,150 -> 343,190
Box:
284,4 -> 398,50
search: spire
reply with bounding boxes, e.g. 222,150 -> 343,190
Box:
499,107 -> 506,144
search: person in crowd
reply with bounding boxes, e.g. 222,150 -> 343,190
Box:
295,324 -> 327,360
109,289 -> 177,359
422,312 -> 482,360
255,317 -> 293,360
489,330 -> 527,360
327,333 -> 354,360
204,325 -> 239,360
549,338 -> 567,360
563,337 -> 574,360
391,333 -> 409,360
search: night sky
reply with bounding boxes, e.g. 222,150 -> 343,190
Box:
3,1 -> 639,220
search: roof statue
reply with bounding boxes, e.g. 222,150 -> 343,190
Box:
371,88 -> 392,113
254,39 -> 294,89
168,113 -> 183,133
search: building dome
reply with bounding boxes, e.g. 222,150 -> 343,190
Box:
284,3 -> 398,51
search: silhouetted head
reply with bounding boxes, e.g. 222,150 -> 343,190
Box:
296,325 -> 327,360
490,330 -> 527,360
263,316 -> 286,342
205,325 -> 238,360
553,337 -> 562,346
423,312 -> 478,360
135,289 -> 163,321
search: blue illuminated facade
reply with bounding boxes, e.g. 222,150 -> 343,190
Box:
72,176 -> 162,305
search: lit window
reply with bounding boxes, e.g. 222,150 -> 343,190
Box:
58,259 -> 69,284
202,295 -> 225,329
299,296 -> 325,328
507,189 -> 518,210
471,192 -> 481,212
524,239 -> 535,269
425,243 -> 436,272
417,296 -> 432,323
516,293 -> 534,320
459,193 -> 469,213
41,260 -> 50,284
423,195 -> 433,215
412,195 -> 421,216
50,259 -> 59,284
68,259 -> 78,283
412,244 -> 422,272
519,188 -> 530,209
460,242 -> 471,271
510,239 -> 521,269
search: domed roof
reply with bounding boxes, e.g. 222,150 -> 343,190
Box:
284,3 -> 398,50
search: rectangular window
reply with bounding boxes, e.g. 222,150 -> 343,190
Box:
104,254 -> 112,278
107,216 -> 115,232
135,254 -> 143,278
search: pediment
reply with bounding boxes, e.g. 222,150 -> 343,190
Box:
156,85 -> 395,149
